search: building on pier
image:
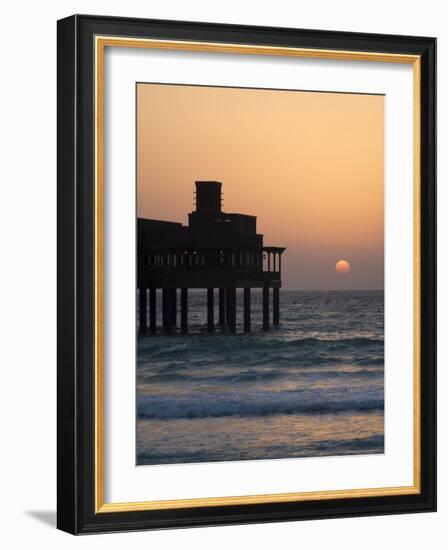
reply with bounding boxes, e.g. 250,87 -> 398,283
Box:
137,181 -> 286,333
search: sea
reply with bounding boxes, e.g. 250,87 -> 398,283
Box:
136,290 -> 384,466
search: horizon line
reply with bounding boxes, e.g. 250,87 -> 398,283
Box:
283,288 -> 384,292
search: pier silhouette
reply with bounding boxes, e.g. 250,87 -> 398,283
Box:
137,181 -> 286,333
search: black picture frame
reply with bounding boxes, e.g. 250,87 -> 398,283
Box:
57,14 -> 436,534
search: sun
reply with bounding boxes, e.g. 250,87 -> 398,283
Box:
335,259 -> 351,275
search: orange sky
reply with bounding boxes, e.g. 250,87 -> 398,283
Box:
137,83 -> 384,290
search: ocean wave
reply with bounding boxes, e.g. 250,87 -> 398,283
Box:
140,334 -> 383,346
141,365 -> 382,385
137,434 -> 385,465
261,336 -> 383,348
285,434 -> 385,456
137,391 -> 383,420
142,369 -> 285,384
138,335 -> 383,370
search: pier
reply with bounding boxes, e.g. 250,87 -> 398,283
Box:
137,181 -> 286,334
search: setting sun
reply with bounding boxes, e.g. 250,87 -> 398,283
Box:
335,259 -> 351,274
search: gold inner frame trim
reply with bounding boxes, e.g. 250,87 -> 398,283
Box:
94,35 -> 421,514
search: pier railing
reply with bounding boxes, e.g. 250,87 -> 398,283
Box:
138,248 -> 285,334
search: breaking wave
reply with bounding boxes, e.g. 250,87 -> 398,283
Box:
137,390 -> 384,420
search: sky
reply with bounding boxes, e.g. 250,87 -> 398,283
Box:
137,83 -> 384,290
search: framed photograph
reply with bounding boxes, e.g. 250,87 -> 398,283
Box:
57,14 -> 436,534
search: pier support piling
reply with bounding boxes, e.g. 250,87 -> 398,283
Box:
170,288 -> 177,326
263,284 -> 270,331
149,288 -> 156,333
207,288 -> 214,332
162,289 -> 172,333
139,288 -> 147,333
226,287 -> 237,333
218,288 -> 226,326
273,287 -> 280,326
243,287 -> 251,333
181,288 -> 188,334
